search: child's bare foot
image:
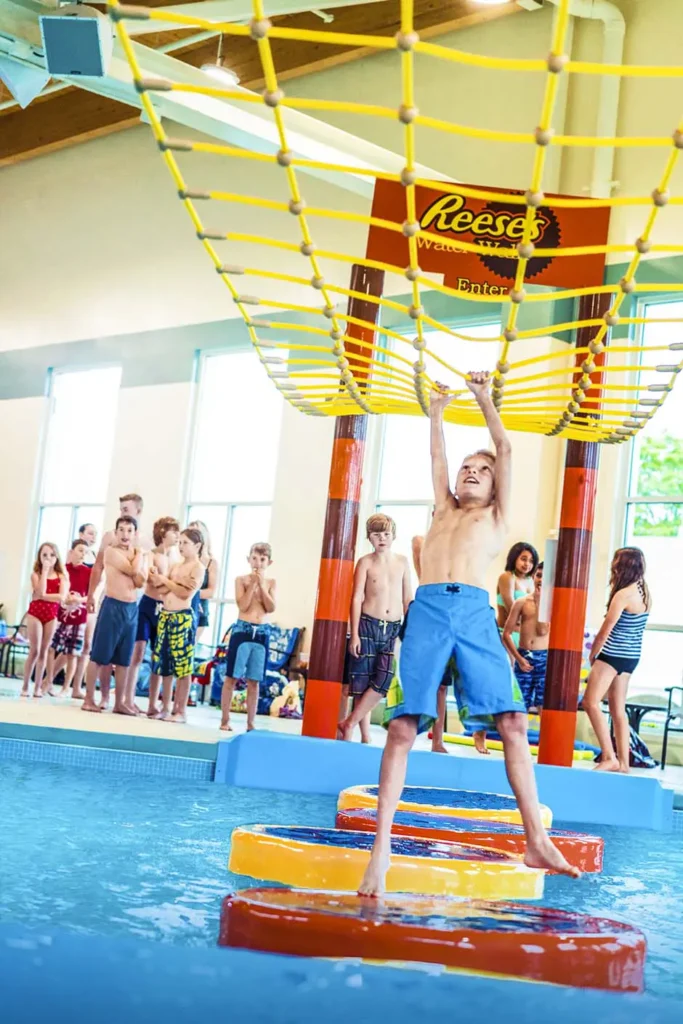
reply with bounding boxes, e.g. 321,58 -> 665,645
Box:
246,722 -> 255,732
170,712 -> 187,724
155,710 -> 172,721
337,717 -> 352,741
361,736 -> 371,745
524,838 -> 581,879
594,758 -> 620,772
618,762 -> 630,774
219,721 -> 233,732
44,689 -> 57,698
473,731 -> 489,755
113,705 -> 136,716
81,701 -> 101,713
20,689 -> 29,697
432,744 -> 449,754
32,692 -> 42,699
357,852 -> 390,897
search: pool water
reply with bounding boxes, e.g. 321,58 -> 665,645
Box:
1,762 -> 682,999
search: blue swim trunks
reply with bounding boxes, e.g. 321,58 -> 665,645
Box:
514,648 -> 548,710
225,620 -> 269,683
387,583 -> 526,734
136,594 -> 160,645
90,596 -> 137,668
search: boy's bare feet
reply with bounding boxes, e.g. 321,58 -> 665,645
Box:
32,692 -> 42,699
524,838 -> 580,878
246,722 -> 255,732
81,701 -> 102,713
219,721 -> 233,732
594,758 -> 620,772
113,706 -> 136,716
20,689 -> 29,697
357,852 -> 390,897
337,718 -> 354,742
618,762 -> 630,774
432,743 -> 448,754
72,691 -> 85,700
473,730 -> 489,755
170,712 -> 187,724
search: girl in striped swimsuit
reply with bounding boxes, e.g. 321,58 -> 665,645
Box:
583,547 -> 651,774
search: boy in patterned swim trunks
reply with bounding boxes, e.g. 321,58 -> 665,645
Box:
149,528 -> 205,723
339,514 -> 412,743
503,562 -> 549,713
220,543 -> 277,733
358,373 -> 579,898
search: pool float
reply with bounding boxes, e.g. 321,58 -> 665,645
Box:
439,732 -> 596,761
219,888 -> 646,993
229,824 -> 544,899
337,785 -> 553,827
335,808 -> 603,873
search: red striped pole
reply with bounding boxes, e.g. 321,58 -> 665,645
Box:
537,293 -> 610,766
302,265 -> 385,739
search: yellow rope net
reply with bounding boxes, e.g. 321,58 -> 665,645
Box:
108,0 -> 683,443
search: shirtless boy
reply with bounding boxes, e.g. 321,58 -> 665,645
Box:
85,493 -> 150,707
149,527 -> 205,723
339,515 -> 412,744
126,516 -> 181,718
358,373 -> 578,897
82,516 -> 147,713
220,543 -> 276,733
503,562 -> 549,714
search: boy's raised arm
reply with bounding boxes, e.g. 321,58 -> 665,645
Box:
429,385 -> 455,510
467,371 -> 511,524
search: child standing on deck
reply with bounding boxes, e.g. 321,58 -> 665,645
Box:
21,543 -> 68,698
220,543 -> 277,733
44,538 -> 92,698
339,514 -> 412,744
502,561 -> 549,713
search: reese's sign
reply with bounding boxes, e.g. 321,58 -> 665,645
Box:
366,180 -> 610,294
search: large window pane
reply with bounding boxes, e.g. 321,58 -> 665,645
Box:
376,503 -> 432,588
37,506 -> 73,565
42,368 -> 121,504
628,630 -> 683,697
625,502 -> 683,627
187,504 -> 229,563
223,505 -> 272,597
378,325 -> 500,501
189,352 -> 285,503
629,302 -> 683,498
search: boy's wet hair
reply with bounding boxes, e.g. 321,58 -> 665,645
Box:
119,492 -> 144,512
153,516 -> 180,547
250,542 -> 272,560
465,448 -> 496,465
366,513 -> 396,539
536,561 -> 544,572
116,515 -> 138,532
71,538 -> 88,550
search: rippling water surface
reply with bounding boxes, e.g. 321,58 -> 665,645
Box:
1,762 -> 681,998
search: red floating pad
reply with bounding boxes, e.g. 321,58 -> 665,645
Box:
335,808 -> 604,874
220,888 -> 645,993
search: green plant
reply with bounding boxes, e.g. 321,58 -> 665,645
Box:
633,432 -> 683,536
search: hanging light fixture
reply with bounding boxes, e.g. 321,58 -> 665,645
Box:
201,34 -> 240,87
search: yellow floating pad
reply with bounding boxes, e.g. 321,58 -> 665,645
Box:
228,825 -> 544,900
443,733 -> 595,761
337,785 -> 553,827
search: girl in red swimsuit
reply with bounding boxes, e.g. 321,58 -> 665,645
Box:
22,542 -> 68,698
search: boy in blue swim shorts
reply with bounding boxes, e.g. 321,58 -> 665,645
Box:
358,373 -> 579,897
220,543 -> 276,733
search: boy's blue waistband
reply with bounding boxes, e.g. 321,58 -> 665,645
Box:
416,583 -> 490,604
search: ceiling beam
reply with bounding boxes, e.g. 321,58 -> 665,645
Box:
0,0 -> 519,168
125,0 -> 385,37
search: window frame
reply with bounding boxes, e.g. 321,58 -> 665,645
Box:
622,296 -> 683,637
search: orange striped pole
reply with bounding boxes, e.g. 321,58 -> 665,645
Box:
302,265 -> 385,739
538,293 -> 611,767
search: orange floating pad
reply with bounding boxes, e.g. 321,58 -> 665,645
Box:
219,888 -> 646,993
335,808 -> 604,874
338,784 -> 553,827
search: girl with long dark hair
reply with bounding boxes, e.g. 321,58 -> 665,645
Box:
582,547 -> 651,773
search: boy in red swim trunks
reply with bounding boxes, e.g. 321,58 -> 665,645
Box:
339,514 -> 412,743
358,373 -> 579,897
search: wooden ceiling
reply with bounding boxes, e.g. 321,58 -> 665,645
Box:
0,0 -> 518,166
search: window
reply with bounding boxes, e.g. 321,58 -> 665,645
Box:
36,367 -> 121,567
623,300 -> 683,693
186,351 -> 285,643
375,324 -> 501,574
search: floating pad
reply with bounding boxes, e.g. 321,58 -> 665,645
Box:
219,888 -> 646,993
229,825 -> 544,899
335,808 -> 603,874
441,732 -> 595,761
337,785 -> 553,827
